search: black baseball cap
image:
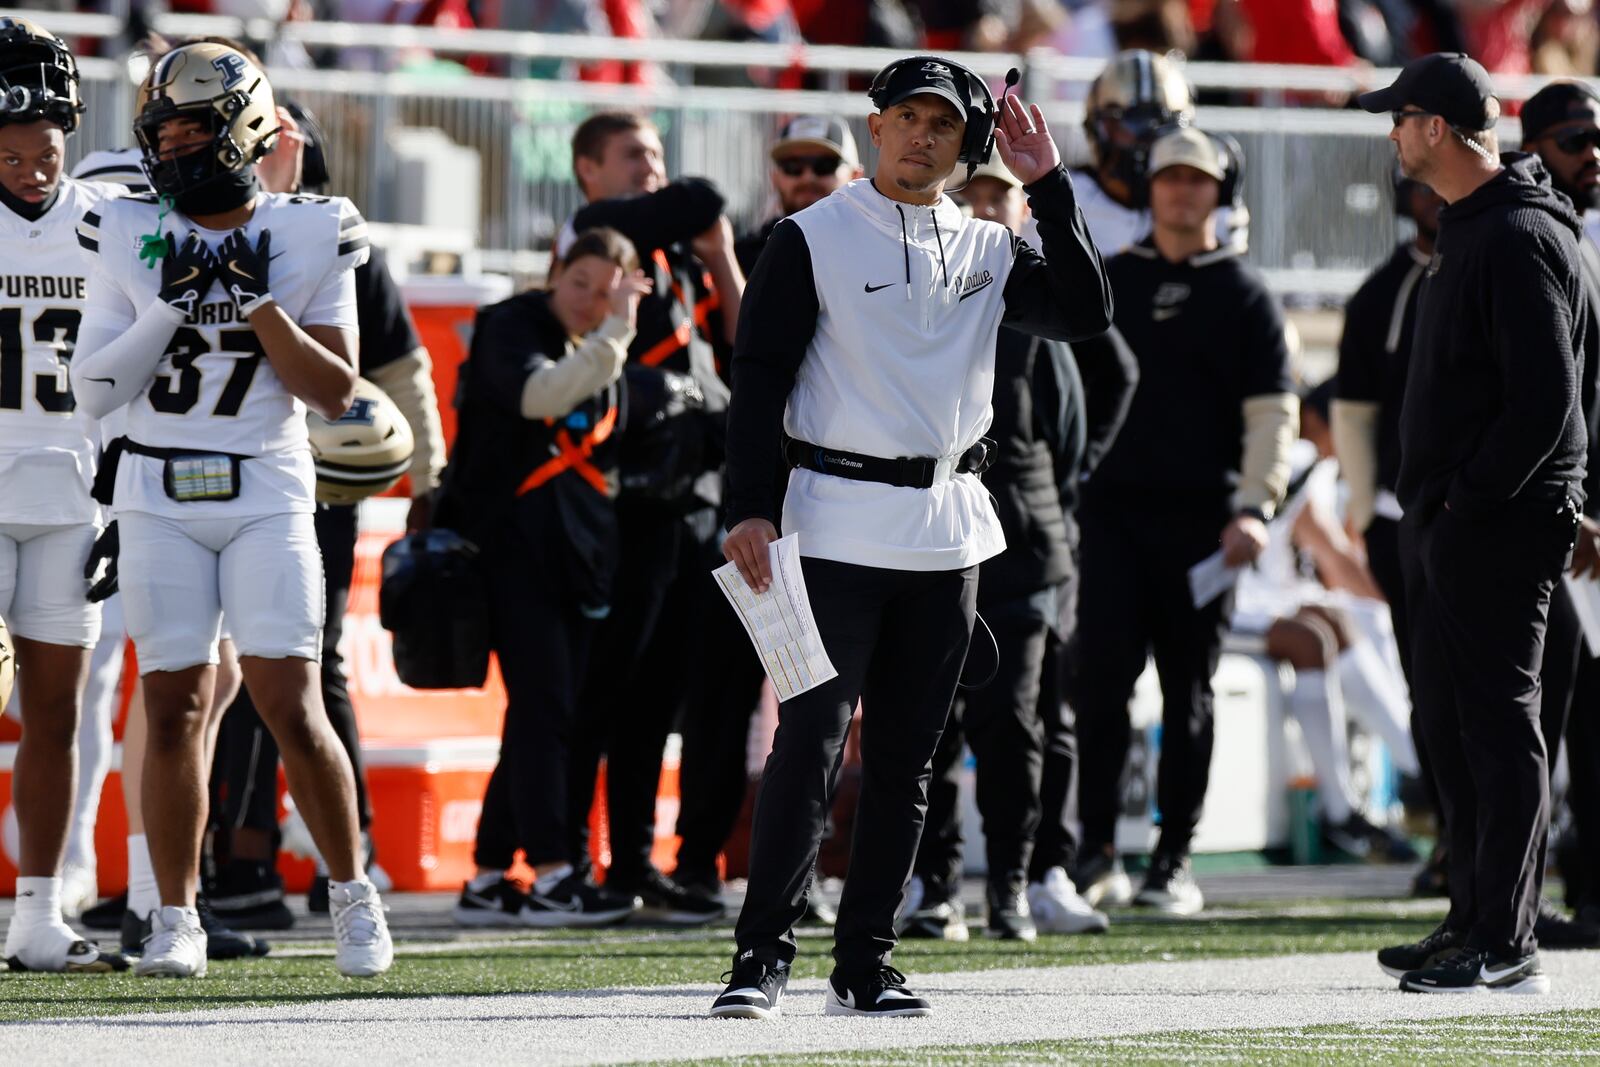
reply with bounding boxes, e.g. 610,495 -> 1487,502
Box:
1357,52 -> 1499,131
872,56 -> 971,118
1521,81 -> 1600,141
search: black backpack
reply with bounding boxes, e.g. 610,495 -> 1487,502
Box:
378,529 -> 491,690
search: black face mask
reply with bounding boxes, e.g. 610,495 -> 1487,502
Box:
0,180 -> 59,222
175,166 -> 259,217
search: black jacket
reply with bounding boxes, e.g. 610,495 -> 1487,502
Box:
1398,154 -> 1590,520
1087,239 -> 1293,512
435,291 -> 620,606
1337,241 -> 1429,495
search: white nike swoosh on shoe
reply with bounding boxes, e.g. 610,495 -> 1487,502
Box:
1481,962 -> 1529,982
532,895 -> 583,913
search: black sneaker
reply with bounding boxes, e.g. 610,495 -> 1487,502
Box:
708,950 -> 789,1019
454,877 -> 529,928
1400,947 -> 1550,994
205,861 -> 296,930
1534,898 -> 1600,949
986,877 -> 1038,942
1134,852 -> 1204,916
825,965 -> 933,1017
1073,850 -> 1134,909
520,873 -> 639,928
623,869 -> 724,925
673,867 -> 722,903
81,891 -> 128,931
1323,813 -> 1420,864
1377,922 -> 1466,979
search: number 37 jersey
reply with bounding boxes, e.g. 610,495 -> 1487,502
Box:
78,191 -> 369,518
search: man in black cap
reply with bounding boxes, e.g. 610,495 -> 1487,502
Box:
1362,53 -> 1590,994
1520,80 -> 1600,948
710,55 -> 1111,1019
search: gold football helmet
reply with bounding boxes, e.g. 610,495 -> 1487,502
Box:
0,16 -> 84,134
1084,50 -> 1193,180
134,42 -> 280,198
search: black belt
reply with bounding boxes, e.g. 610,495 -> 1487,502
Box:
783,436 -> 996,489
91,436 -> 254,505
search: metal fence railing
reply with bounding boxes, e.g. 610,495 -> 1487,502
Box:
24,10 -> 1580,300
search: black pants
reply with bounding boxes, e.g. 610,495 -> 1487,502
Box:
472,526 -> 599,869
568,500 -> 705,886
735,558 -> 977,973
1404,501 -> 1573,958
915,593 -> 1051,893
1537,578 -> 1600,910
1369,512 -> 1444,820
1031,586 -> 1082,881
213,503 -> 370,843
673,571 -> 769,881
1074,502 -> 1231,858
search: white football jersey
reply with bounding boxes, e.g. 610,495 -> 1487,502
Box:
78,191 -> 369,518
0,177 -> 126,524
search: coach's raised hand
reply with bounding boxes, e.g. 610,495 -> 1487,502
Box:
993,94 -> 1060,186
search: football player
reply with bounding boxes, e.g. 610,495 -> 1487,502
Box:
0,15 -> 130,975
70,42 -> 391,979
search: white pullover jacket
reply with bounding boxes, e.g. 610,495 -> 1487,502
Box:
724,165 -> 1113,570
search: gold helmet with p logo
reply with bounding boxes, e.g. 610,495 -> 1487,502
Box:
1084,50 -> 1194,179
133,42 -> 279,200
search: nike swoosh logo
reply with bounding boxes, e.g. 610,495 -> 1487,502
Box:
1481,963 -> 1528,982
842,988 -> 856,1009
86,376 -> 116,387
536,895 -> 582,913
229,260 -> 255,281
173,266 -> 201,285
864,282 -> 894,294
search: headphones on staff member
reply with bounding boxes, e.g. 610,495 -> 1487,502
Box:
868,55 -> 1020,168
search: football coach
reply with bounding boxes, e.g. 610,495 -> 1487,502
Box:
1362,53 -> 1590,995
710,56 -> 1113,1019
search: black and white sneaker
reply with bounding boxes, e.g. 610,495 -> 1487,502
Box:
1074,850 -> 1135,909
205,860 -> 296,931
1400,948 -> 1550,994
986,877 -> 1038,942
1377,922 -> 1465,979
1323,813 -> 1419,864
825,965 -> 933,1017
1534,897 -> 1600,949
520,873 -> 639,928
899,898 -> 969,941
624,869 -> 724,926
1134,853 -> 1203,916
708,950 -> 790,1019
454,877 -> 529,928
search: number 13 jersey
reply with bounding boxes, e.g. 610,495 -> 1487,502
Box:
77,190 -> 369,518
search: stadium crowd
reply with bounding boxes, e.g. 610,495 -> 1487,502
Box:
0,0 -> 1598,1011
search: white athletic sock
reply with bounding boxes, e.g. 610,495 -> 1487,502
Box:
533,864 -> 574,895
13,876 -> 62,925
469,869 -> 506,892
1337,644 -> 1421,776
1288,670 -> 1356,826
127,834 -> 159,918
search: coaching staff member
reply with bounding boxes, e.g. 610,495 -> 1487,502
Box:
710,57 -> 1112,1019
1364,54 -> 1589,995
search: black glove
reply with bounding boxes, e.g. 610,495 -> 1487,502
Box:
158,232 -> 216,318
84,521 -> 119,604
217,227 -> 273,316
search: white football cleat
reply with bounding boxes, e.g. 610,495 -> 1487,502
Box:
1028,867 -> 1110,934
331,880 -> 393,978
134,906 -> 207,978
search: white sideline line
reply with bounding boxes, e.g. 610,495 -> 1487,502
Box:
4,950 -> 1599,1065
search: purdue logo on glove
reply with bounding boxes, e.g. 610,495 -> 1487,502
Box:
158,231 -> 217,319
218,227 -> 275,317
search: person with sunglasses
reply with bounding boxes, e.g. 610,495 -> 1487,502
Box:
733,116 -> 864,276
1518,80 -> 1600,950
1360,53 -> 1591,995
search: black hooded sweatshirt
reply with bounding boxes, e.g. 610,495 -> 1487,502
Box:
1398,153 -> 1590,520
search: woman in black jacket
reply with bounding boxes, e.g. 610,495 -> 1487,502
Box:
436,227 -> 651,928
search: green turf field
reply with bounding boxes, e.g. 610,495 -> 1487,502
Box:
0,899 -> 1443,1022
